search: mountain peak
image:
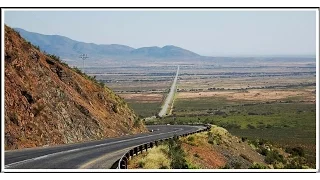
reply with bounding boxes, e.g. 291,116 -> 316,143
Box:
14,27 -> 201,60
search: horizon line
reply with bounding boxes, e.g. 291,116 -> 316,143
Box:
12,26 -> 316,58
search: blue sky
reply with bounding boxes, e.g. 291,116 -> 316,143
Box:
4,10 -> 317,56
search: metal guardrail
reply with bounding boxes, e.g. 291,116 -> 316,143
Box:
116,125 -> 211,169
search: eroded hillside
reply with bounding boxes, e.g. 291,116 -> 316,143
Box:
4,25 -> 146,150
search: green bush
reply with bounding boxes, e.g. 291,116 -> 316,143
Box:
258,147 -> 268,156
249,163 -> 267,169
258,139 -> 268,145
283,157 -> 307,169
138,160 -> 145,168
285,147 -> 305,157
241,137 -> 247,142
167,138 -> 188,169
247,124 -> 256,129
133,118 -> 141,127
187,136 -> 195,142
265,150 -> 285,164
207,131 -> 221,145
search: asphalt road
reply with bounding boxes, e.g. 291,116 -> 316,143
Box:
158,65 -> 180,117
5,125 -> 204,169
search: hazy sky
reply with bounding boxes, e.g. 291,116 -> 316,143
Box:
4,10 -> 317,56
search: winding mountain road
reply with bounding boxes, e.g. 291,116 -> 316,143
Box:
5,125 -> 204,169
158,65 -> 180,117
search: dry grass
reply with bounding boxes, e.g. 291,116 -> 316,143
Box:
178,75 -> 315,90
128,126 -> 268,169
177,89 -> 315,102
180,126 -> 267,169
180,133 -> 226,169
128,145 -> 171,169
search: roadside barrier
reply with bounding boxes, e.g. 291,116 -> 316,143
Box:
117,124 -> 211,169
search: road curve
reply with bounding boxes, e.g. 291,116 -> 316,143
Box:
158,65 -> 180,117
5,125 -> 204,169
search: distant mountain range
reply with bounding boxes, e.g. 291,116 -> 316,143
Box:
14,28 -> 201,60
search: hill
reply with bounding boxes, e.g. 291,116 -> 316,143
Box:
5,25 -> 146,150
14,28 -> 201,60
129,125 -> 310,169
131,45 -> 199,58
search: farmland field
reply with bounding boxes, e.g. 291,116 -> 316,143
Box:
87,58 -> 316,167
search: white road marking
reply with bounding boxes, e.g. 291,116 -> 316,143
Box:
5,127 -> 194,168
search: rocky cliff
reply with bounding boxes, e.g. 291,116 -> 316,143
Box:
4,25 -> 147,150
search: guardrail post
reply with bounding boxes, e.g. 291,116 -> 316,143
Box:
150,142 -> 154,148
155,140 -> 158,146
144,144 -> 148,151
134,147 -> 138,155
130,149 -> 134,157
120,157 -> 128,169
139,145 -> 143,153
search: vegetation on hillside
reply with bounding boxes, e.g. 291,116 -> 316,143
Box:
129,125 -> 314,169
5,25 -> 146,150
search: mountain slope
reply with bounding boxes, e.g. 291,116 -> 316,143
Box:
131,45 -> 200,58
14,28 -> 201,60
5,25 -> 146,150
14,28 -> 134,59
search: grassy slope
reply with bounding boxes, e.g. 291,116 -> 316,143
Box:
146,94 -> 316,167
128,125 -> 313,169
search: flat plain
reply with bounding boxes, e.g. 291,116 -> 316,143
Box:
87,58 -> 316,167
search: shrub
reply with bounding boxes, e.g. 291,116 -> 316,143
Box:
247,124 -> 256,129
285,147 -> 305,157
283,157 -> 306,169
249,163 -> 267,169
258,147 -> 268,156
258,139 -> 268,145
167,139 -> 188,169
266,124 -> 273,128
133,118 -> 141,127
265,150 -> 285,164
187,136 -> 195,142
241,137 -> 247,142
138,160 -> 145,168
31,44 -> 40,51
207,131 -> 222,145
